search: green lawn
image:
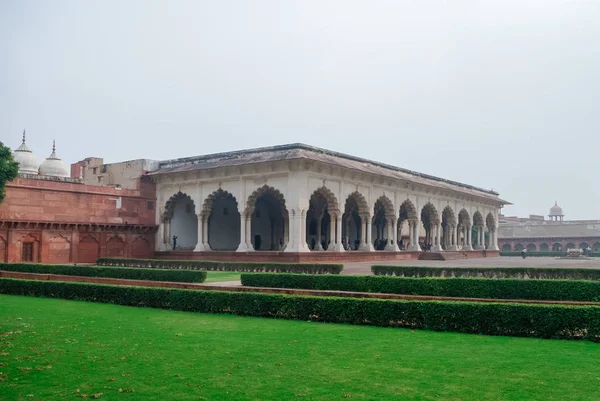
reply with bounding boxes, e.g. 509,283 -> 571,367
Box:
1,296 -> 600,401
203,271 -> 241,283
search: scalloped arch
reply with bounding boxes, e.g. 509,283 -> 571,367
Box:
310,186 -> 340,213
374,195 -> 395,218
245,185 -> 288,216
202,189 -> 238,215
399,199 -> 418,221
421,202 -> 440,224
164,191 -> 195,221
442,206 -> 456,225
473,211 -> 484,227
344,191 -> 369,217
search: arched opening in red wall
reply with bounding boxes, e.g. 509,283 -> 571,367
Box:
106,236 -> 125,258
131,236 -> 152,259
78,236 -> 100,263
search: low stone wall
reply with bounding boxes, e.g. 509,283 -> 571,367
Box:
154,250 -> 497,263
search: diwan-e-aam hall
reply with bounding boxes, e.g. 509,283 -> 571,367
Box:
151,144 -> 508,261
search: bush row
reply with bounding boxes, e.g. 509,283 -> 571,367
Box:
0,262 -> 207,283
96,257 -> 343,274
1,278 -> 600,341
241,273 -> 600,302
371,265 -> 600,280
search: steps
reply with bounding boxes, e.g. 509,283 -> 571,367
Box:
418,251 -> 472,261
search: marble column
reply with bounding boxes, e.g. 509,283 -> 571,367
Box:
359,218 -> 368,250
327,214 -> 337,252
194,214 -> 205,251
202,215 -> 211,250
408,220 -> 420,251
477,226 -> 485,249
283,217 -> 289,250
365,219 -> 374,251
451,224 -> 458,250
315,215 -> 323,251
435,223 -> 442,251
237,215 -> 252,252
490,227 -> 499,251
386,218 -> 399,251
466,224 -> 473,250
333,216 -> 344,251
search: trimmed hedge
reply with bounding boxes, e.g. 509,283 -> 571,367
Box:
0,262 -> 207,283
241,273 -> 600,302
96,257 -> 343,274
371,265 -> 600,280
1,278 -> 600,341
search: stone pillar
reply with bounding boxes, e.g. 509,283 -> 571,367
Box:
359,218 -> 368,250
465,224 -> 472,250
282,217 -> 289,250
489,227 -> 499,251
476,225 -> 483,249
333,215 -> 344,251
345,218 -> 350,250
386,218 -> 399,251
435,223 -> 442,251
285,209 -> 310,252
165,220 -> 171,247
236,215 -> 252,252
329,215 -> 336,251
361,216 -> 373,252
315,215 -> 323,251
451,224 -> 458,251
202,215 -> 211,250
407,220 -> 418,251
194,214 -> 206,251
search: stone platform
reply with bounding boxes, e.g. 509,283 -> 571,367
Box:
155,250 -> 498,263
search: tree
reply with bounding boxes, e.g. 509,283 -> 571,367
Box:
0,141 -> 19,203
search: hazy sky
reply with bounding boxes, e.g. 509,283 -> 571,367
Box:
2,1 -> 599,219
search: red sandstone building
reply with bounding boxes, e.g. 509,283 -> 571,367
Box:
0,134 -> 156,263
497,203 -> 600,252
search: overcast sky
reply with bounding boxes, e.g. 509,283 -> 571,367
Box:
2,1 -> 599,219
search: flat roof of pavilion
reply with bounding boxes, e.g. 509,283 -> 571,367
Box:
152,143 -> 509,204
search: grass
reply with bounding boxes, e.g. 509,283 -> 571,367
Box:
203,271 -> 241,283
1,296 -> 600,401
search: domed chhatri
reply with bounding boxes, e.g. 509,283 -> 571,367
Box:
39,140 -> 70,178
549,201 -> 564,221
12,130 -> 40,175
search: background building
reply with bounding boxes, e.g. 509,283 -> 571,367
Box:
0,133 -> 156,263
497,202 -> 600,252
2,134 -> 508,263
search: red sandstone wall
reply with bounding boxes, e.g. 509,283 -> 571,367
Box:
0,177 -> 157,264
1,177 -> 155,225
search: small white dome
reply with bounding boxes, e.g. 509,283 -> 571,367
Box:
39,140 -> 70,178
549,201 -> 564,216
12,130 -> 40,175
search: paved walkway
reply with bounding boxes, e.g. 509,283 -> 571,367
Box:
342,256 -> 600,275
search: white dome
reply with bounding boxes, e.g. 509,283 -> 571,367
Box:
39,141 -> 70,178
12,130 -> 40,175
549,201 -> 564,216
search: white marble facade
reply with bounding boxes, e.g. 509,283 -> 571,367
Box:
152,145 -> 506,253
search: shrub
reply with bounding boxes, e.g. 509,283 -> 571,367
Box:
241,273 -> 600,302
0,262 -> 207,283
371,265 -> 600,280
1,278 -> 600,341
96,257 -> 342,274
